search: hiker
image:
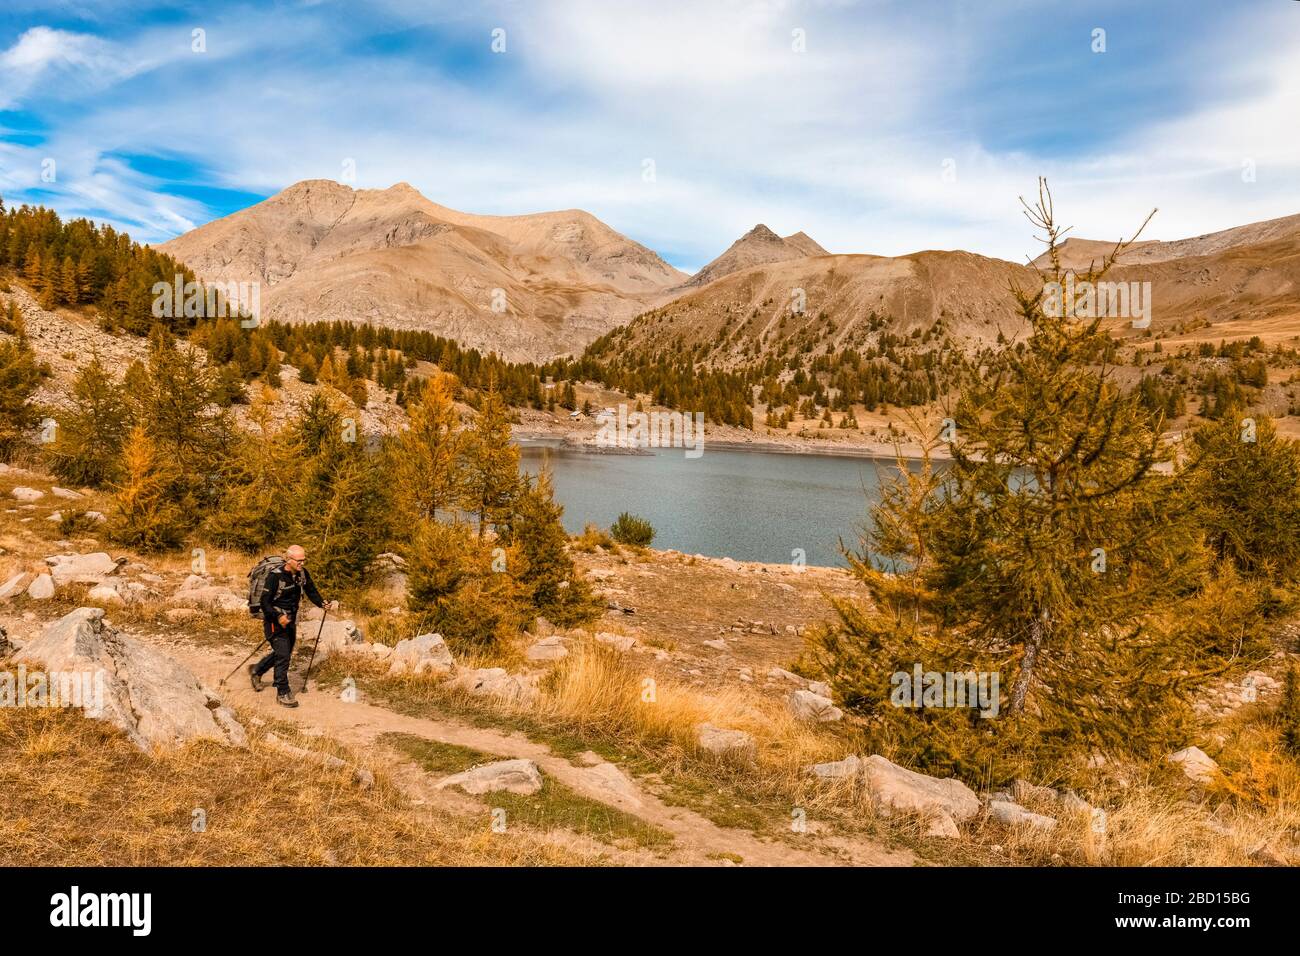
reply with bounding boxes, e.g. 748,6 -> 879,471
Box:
248,545 -> 338,707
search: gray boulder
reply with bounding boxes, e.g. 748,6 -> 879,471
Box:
449,667 -> 538,706
808,755 -> 863,779
85,583 -> 126,607
170,583 -> 246,613
18,607 -> 246,751
301,617 -> 367,662
386,632 -> 453,676
0,571 -> 33,599
987,799 -> 1058,831
861,754 -> 981,823
576,761 -> 643,810
263,732 -> 374,789
788,688 -> 843,722
696,722 -> 757,759
1167,746 -> 1219,785
436,759 -> 543,796
45,551 -> 121,586
526,635 -> 569,662
26,574 -> 55,600
594,631 -> 637,652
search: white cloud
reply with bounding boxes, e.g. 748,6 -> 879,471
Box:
4,0 -> 1299,268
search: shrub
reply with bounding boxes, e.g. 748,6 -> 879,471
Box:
610,512 -> 655,547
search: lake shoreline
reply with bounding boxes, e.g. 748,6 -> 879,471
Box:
515,430 -> 944,463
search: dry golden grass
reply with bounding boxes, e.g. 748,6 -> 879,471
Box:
0,704 -> 587,866
323,637 -> 1300,866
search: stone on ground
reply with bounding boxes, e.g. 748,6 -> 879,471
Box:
11,486 -> 44,502
170,582 -> 247,613
26,574 -> 55,600
297,616 -> 365,662
576,761 -> 643,810
808,755 -> 862,779
788,688 -> 843,722
86,583 -> 126,607
987,799 -> 1058,831
45,551 -> 121,586
860,754 -> 982,823
695,722 -> 757,759
449,667 -> 539,706
594,632 -> 637,652
1167,746 -> 1219,785
386,632 -> 453,676
0,571 -> 33,600
263,732 -> 374,789
437,758 -> 543,796
525,634 -> 569,662
18,607 -> 246,751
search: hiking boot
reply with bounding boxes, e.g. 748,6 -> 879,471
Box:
248,665 -> 264,692
277,691 -> 299,708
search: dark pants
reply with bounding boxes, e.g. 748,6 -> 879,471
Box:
254,613 -> 297,695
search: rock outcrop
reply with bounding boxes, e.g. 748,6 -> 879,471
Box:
263,732 -> 374,789
18,607 -> 247,751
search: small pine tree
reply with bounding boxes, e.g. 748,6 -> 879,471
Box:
391,373 -> 462,523
0,318 -> 44,460
132,338 -> 231,508
109,425 -> 185,551
610,512 -> 655,547
406,518 -> 528,650
1192,412 -> 1300,582
288,394 -> 391,591
204,388 -> 302,551
459,377 -> 520,536
47,357 -> 130,486
808,181 -> 1207,773
504,471 -> 600,627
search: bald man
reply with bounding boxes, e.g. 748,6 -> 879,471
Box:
249,545 -> 337,707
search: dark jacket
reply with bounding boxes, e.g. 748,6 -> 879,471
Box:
261,566 -> 325,621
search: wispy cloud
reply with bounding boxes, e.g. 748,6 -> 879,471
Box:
0,0 -> 1297,267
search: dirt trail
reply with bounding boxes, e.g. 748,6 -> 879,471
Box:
165,639 -> 910,868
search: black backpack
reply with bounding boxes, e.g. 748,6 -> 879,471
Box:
247,556 -> 285,618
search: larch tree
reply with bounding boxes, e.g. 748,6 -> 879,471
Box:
459,376 -> 521,537
810,180 -> 1212,770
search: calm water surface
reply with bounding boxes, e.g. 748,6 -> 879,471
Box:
518,443 -> 906,567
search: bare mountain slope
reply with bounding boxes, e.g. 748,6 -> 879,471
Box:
605,208 -> 1300,372
608,249 -> 1035,369
160,180 -> 687,362
1035,211 -> 1300,272
686,224 -> 829,288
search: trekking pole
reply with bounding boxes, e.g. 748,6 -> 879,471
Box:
300,607 -> 329,694
219,637 -> 268,687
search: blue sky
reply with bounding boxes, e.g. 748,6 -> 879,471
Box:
0,0 -> 1297,271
